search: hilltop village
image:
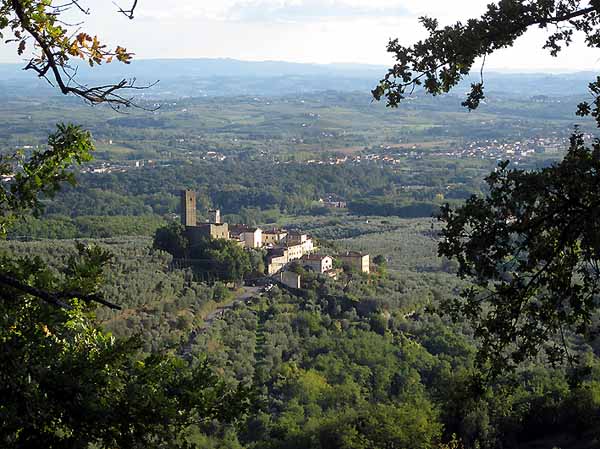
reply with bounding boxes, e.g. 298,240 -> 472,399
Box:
179,190 -> 369,287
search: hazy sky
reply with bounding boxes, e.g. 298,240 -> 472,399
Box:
1,0 -> 599,71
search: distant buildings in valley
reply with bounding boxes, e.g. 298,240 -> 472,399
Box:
179,190 -> 370,278
79,159 -> 155,174
180,190 -> 317,275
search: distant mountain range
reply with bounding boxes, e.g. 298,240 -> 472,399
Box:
0,58 -> 595,99
0,58 -> 386,80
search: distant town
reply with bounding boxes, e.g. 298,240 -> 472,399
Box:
58,134 -> 577,179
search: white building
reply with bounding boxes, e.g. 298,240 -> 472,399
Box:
242,227 -> 262,248
266,238 -> 315,275
229,225 -> 263,248
302,254 -> 333,273
285,243 -> 305,262
267,248 -> 288,275
286,232 -> 314,255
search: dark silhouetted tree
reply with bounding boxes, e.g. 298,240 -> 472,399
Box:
374,0 -> 600,373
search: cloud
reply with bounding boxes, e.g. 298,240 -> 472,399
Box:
117,0 -> 476,25
226,0 -> 412,23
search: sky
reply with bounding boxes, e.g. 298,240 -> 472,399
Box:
1,0 -> 600,71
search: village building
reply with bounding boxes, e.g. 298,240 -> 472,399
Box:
245,228 -> 263,248
181,190 -> 197,227
302,254 -> 333,273
323,200 -> 347,208
339,251 -> 370,273
266,237 -> 316,275
267,248 -> 288,275
180,190 -> 316,275
208,208 -> 221,224
318,194 -> 347,208
262,228 -> 288,246
286,231 -> 308,245
181,190 -> 229,242
229,224 -> 263,248
285,243 -> 305,261
227,224 -> 246,246
286,231 -> 314,254
187,223 -> 229,244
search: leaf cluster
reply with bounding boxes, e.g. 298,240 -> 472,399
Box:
438,130 -> 600,373
373,1 -> 600,111
0,123 -> 93,237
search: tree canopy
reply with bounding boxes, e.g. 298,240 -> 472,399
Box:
153,223 -> 255,282
374,0 -> 600,372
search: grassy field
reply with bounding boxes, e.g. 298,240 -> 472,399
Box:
94,142 -> 138,159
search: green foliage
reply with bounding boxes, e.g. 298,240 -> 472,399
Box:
372,255 -> 386,266
1,319 -> 245,448
6,215 -> 600,448
193,266 -> 600,448
5,214 -> 167,239
349,198 -> 440,218
1,123 -> 93,237
317,401 -> 442,449
153,223 -> 255,281
1,236 -> 236,353
0,241 -> 249,448
154,221 -> 189,258
200,238 -> 253,281
438,131 -> 600,373
370,0 -> 600,377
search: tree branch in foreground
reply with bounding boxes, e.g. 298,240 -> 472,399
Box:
10,0 -> 154,108
0,272 -> 121,310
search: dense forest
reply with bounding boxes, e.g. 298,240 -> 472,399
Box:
4,228 -> 600,448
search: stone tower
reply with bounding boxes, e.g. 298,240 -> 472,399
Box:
180,190 -> 196,227
208,208 -> 221,224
